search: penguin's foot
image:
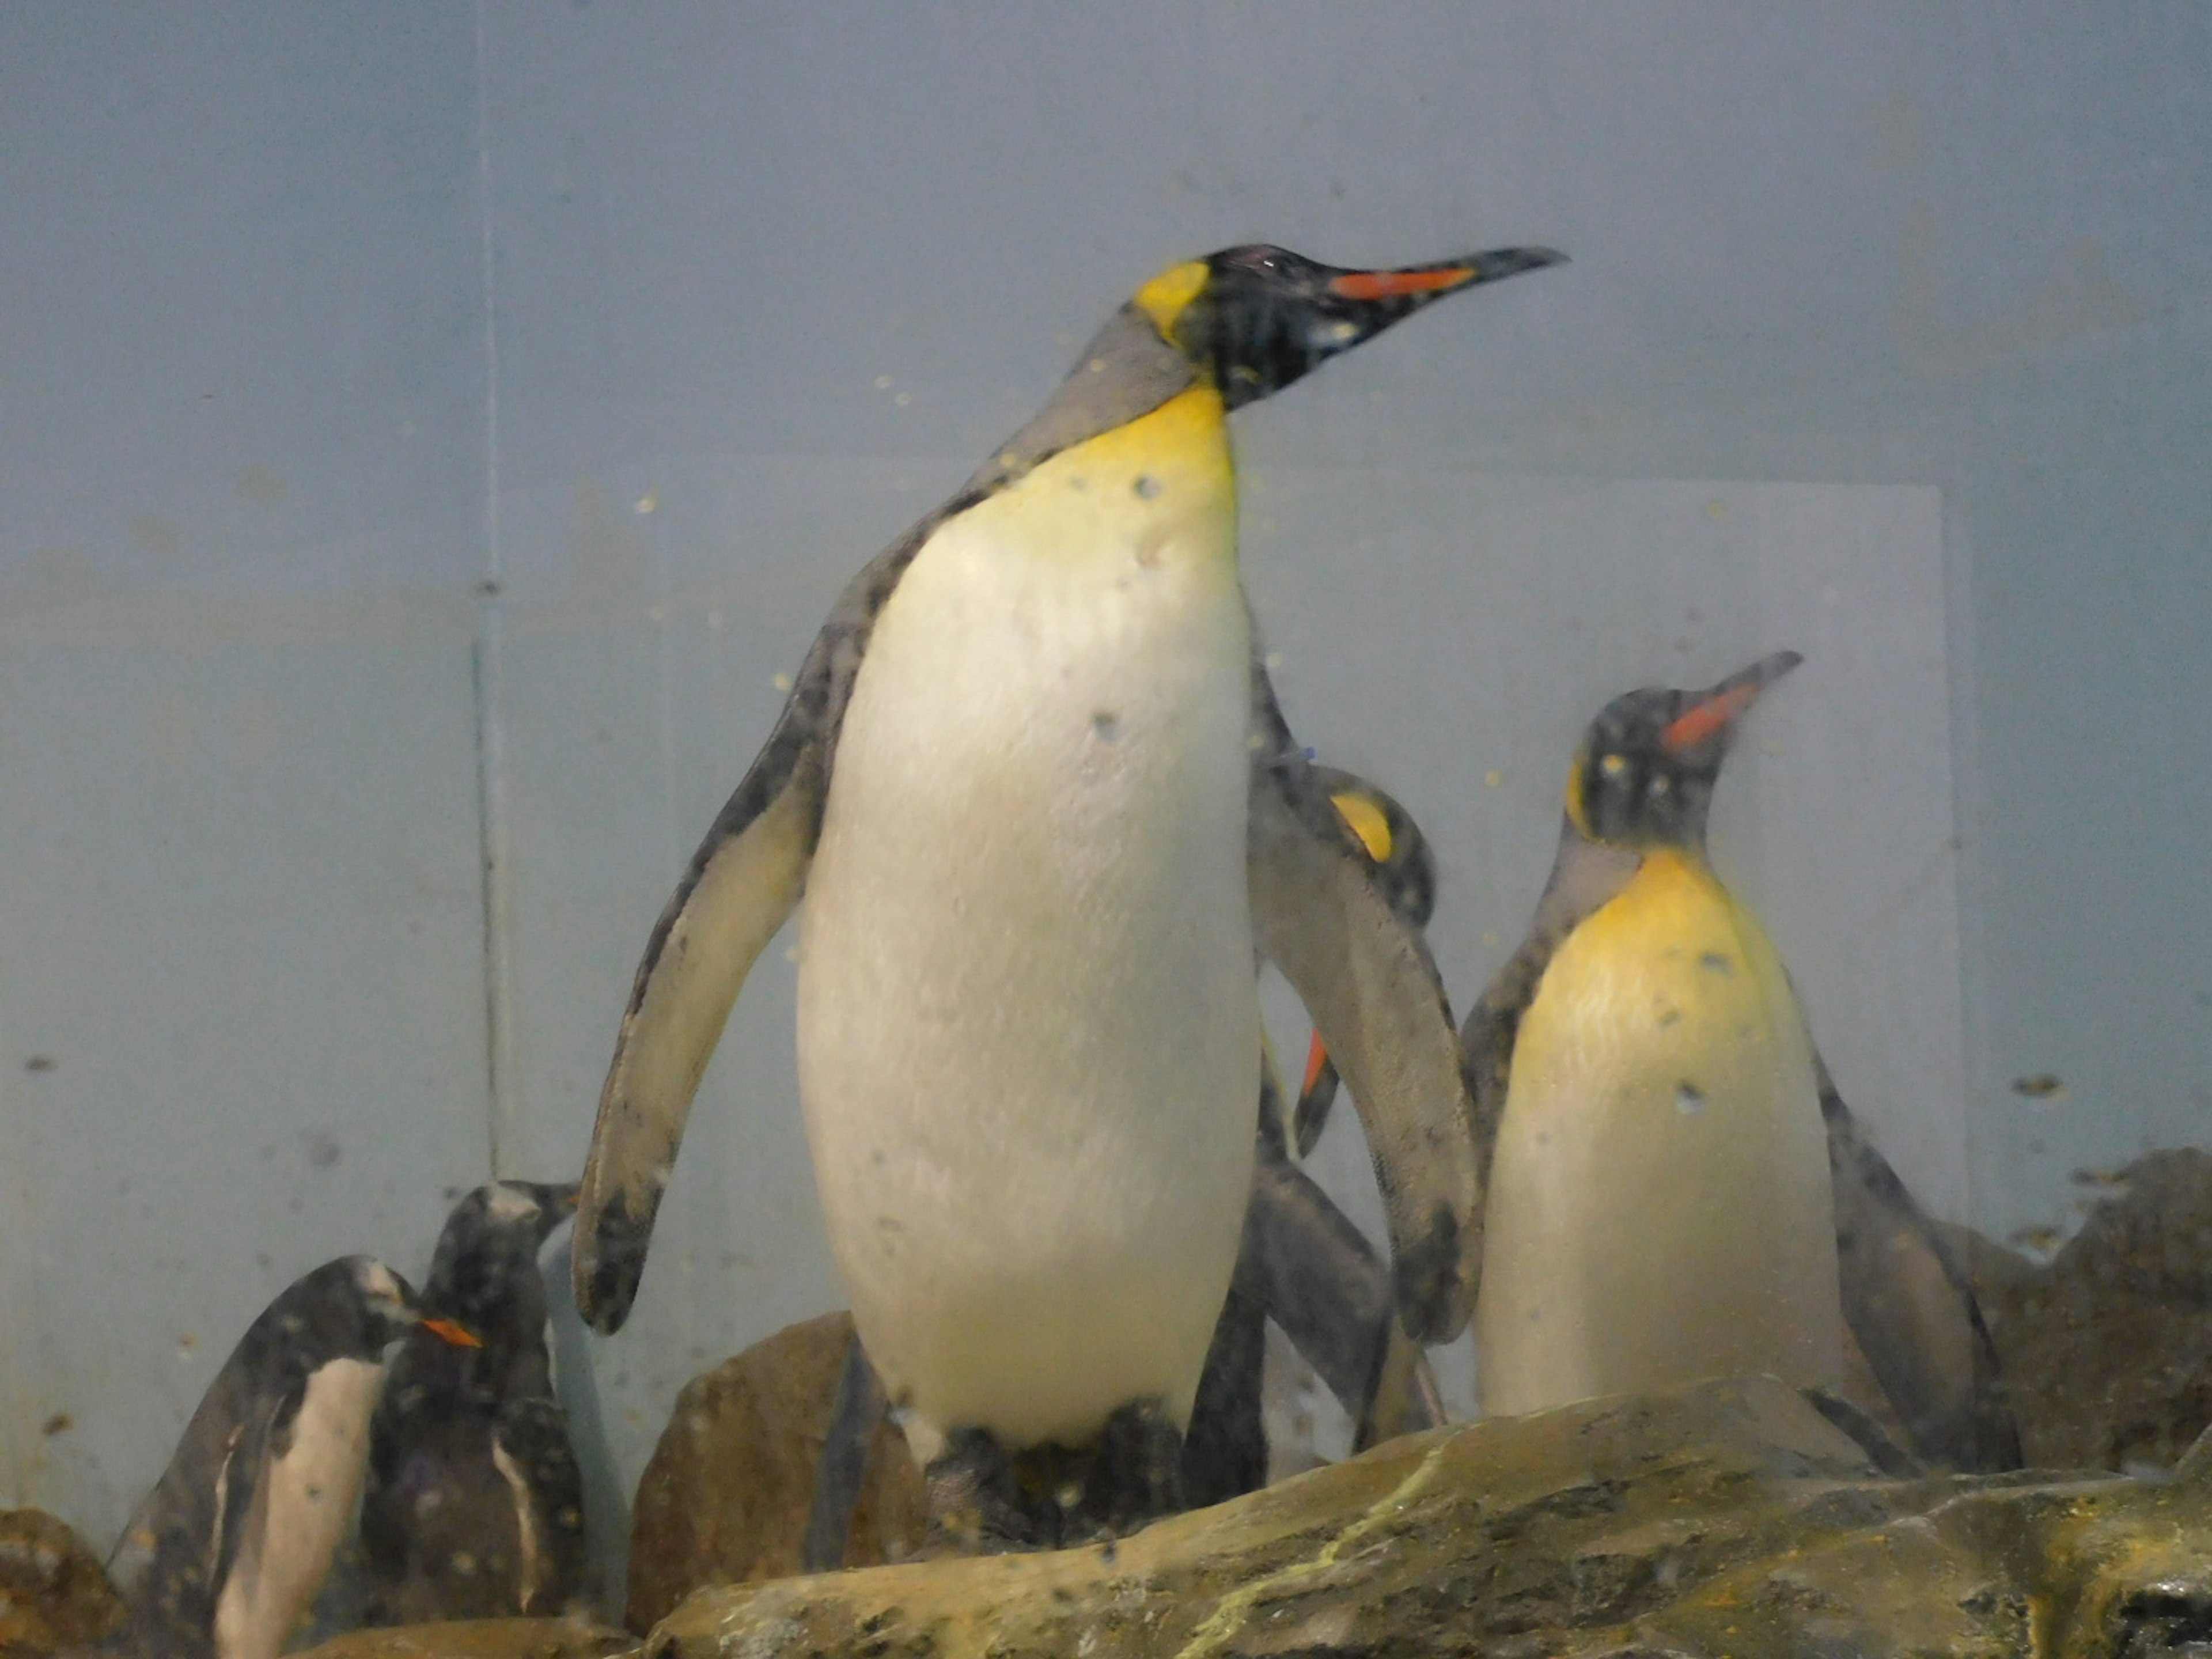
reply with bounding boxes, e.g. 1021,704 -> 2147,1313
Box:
922,1402 -> 1188,1553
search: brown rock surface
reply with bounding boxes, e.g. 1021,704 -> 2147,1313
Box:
0,1506 -> 123,1656
1968,1147 -> 2212,1469
291,1618 -> 633,1658
647,1377 -> 2212,1659
624,1311 -> 926,1631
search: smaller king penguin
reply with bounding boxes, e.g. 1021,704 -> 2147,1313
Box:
1467,653 -> 2018,1471
106,1256 -> 452,1659
360,1181 -> 587,1625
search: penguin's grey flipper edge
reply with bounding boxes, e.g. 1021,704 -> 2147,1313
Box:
575,523 -> 944,1334
1819,1065 -> 2022,1472
1245,673 -> 1480,1346
573,771 -> 818,1331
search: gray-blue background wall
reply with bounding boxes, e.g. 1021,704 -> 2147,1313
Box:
2,2 -> 2206,1551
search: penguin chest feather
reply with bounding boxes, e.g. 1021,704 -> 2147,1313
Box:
214,1357 -> 384,1659
1477,850 -> 1842,1417
799,387 -> 1262,1455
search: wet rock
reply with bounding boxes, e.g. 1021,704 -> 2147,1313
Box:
0,1506 -> 123,1656
294,1628 -> 632,1659
1969,1149 -> 2212,1470
624,1311 -> 925,1631
290,1617 -> 633,1658
647,1376 -> 2212,1659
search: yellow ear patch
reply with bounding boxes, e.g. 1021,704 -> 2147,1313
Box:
1564,755 -> 1592,839
1330,789 -> 1394,866
1134,259 -> 1210,336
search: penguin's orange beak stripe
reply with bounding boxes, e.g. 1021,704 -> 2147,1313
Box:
1302,1029 -> 1332,1096
1329,267 -> 1475,301
1661,683 -> 1762,756
422,1317 -> 483,1349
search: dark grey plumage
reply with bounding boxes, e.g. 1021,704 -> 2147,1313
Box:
359,1181 -> 586,1624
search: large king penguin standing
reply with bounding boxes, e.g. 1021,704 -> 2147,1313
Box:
575,242 -> 1560,1539
1467,653 -> 2018,1471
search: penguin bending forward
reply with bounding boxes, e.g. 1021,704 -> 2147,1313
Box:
1288,767 -> 1438,1160
105,1257 -> 456,1659
574,242 -> 1562,1544
361,1181 -> 586,1624
1465,653 -> 2018,1470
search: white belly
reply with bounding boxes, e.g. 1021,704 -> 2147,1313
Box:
798,391 -> 1260,1459
1476,850 -> 1842,1418
214,1356 -> 383,1659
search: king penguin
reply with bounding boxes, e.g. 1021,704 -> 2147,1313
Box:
105,1256 -> 463,1659
574,241 -> 1561,1541
1465,653 -> 2019,1470
360,1181 -> 586,1625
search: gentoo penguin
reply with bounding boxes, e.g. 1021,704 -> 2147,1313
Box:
359,1181 -> 586,1624
575,241 -> 1562,1542
1465,653 -> 2018,1470
1287,768 -> 1439,1158
105,1256 -> 453,1659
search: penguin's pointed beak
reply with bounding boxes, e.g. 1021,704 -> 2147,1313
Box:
1301,1029 -> 1333,1098
1191,242 -> 1566,409
1304,247 -> 1567,366
422,1316 -> 483,1350
1661,650 -> 1804,757
1327,245 -> 1567,305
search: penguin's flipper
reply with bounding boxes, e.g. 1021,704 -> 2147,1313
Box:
1244,1145 -> 1391,1414
1248,771 -> 1479,1344
801,1329 -> 888,1574
493,1397 -> 590,1613
1289,1035 -> 1342,1160
200,1386 -> 294,1659
1353,1323 -> 1446,1453
575,524 -> 946,1333
573,759 -> 819,1330
1820,1064 -> 2022,1472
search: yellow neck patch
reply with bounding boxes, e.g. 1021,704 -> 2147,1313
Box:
1135,259 -> 1209,337
1330,790 -> 1395,866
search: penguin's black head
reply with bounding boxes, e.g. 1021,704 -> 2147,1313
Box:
1134,244 -> 1566,410
1310,764 -> 1437,930
421,1180 -> 579,1343
1565,650 -> 1802,852
327,1256 -> 423,1354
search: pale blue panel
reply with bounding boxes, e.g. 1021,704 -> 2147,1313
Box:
477,2 -> 2211,1274
0,5 -> 490,1537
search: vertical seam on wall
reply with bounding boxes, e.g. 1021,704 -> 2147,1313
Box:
471,0 -> 517,1179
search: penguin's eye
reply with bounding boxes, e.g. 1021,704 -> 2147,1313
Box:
1600,753 -> 1628,778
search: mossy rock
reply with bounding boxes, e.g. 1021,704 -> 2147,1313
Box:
645,1376 -> 2212,1659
